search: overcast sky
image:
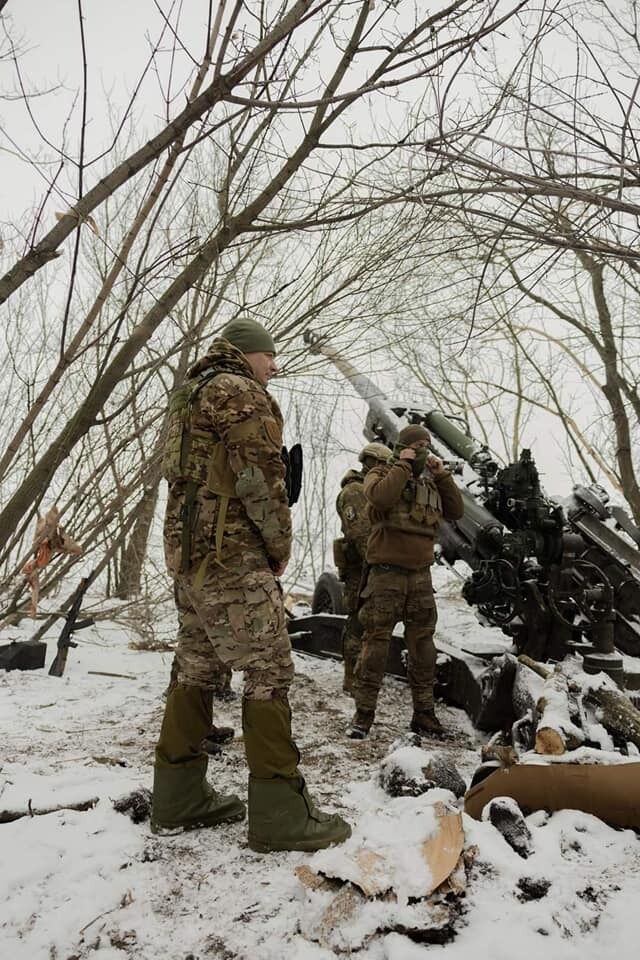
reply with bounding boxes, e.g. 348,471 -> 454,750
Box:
1,1 -> 213,222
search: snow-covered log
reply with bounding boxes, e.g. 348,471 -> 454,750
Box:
0,797 -> 98,823
535,673 -> 584,755
583,682 -> 640,750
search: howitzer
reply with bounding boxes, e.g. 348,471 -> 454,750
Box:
304,330 -> 640,685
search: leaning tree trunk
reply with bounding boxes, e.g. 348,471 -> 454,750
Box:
115,479 -> 161,599
0,28 -> 351,561
535,673 -> 584,755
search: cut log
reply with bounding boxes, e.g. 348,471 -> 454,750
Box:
517,654 -> 552,680
512,660 -> 545,721
475,653 -> 518,731
480,743 -> 519,767
484,797 -> 532,859
535,673 -> 584,755
535,727 -> 566,755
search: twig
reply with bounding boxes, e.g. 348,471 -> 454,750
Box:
87,670 -> 137,680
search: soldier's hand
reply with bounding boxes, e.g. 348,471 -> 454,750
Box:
398,447 -> 416,461
426,453 -> 447,477
270,559 -> 288,577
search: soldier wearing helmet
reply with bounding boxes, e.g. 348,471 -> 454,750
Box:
349,424 -> 464,740
334,441 -> 392,694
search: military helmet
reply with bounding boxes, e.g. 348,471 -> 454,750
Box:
358,442 -> 392,464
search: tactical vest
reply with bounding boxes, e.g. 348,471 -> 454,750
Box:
163,367 -> 238,572
371,473 -> 443,537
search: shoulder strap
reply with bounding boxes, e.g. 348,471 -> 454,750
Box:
179,367 -> 221,474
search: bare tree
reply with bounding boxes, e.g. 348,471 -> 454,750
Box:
0,0 -> 527,610
374,0 -> 640,514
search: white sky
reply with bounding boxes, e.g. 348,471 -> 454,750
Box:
1,1 -> 210,220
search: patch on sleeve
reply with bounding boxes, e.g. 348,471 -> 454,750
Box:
344,505 -> 356,521
263,417 -> 282,448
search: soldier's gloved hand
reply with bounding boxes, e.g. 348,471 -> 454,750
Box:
269,558 -> 288,577
426,453 -> 447,478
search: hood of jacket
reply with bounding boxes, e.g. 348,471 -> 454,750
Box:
340,468 -> 363,488
187,337 -> 257,383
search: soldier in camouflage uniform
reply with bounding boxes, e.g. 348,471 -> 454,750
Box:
349,424 -> 464,740
334,442 -> 392,694
151,317 -> 350,853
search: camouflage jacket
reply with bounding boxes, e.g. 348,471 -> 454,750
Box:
335,470 -> 370,563
163,339 -> 291,575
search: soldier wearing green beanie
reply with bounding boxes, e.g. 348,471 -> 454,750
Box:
220,317 -> 277,356
348,422 -> 464,740
152,316 -> 350,852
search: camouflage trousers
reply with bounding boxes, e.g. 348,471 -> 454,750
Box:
172,553 -> 294,700
341,566 -> 364,693
168,580 -> 232,696
354,564 -> 437,716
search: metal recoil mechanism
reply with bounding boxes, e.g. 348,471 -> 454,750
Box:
304,329 -> 640,686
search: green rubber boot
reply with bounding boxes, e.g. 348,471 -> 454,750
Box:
243,697 -> 351,853
151,682 -> 245,834
151,760 -> 245,834
247,775 -> 351,852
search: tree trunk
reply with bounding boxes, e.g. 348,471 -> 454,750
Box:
115,480 -> 160,598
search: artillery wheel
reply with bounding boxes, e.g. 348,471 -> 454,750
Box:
548,559 -> 613,628
311,572 -> 347,615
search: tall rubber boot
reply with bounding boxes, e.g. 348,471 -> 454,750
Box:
243,697 -> 351,853
151,683 -> 245,834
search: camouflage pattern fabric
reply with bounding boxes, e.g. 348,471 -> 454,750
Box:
341,567 -> 364,692
167,615 -> 231,696
173,565 -> 293,699
336,471 -> 370,559
163,338 -> 294,700
163,338 -> 291,574
336,471 -> 370,691
354,564 -> 437,714
364,461 -> 463,568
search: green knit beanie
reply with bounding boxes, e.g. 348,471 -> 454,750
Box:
397,424 -> 430,446
220,318 -> 276,355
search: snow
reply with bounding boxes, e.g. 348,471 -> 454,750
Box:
2,574 -> 640,959
310,792 -> 453,900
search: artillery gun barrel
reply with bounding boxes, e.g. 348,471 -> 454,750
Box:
303,329 -> 504,564
304,331 -> 404,441
423,411 -> 487,466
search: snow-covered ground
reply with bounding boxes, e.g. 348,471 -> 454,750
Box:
2,573 -> 640,959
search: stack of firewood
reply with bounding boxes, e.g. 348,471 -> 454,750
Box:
481,652 -> 640,760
